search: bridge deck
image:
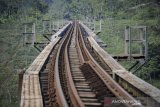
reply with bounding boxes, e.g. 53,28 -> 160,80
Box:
20,22 -> 160,107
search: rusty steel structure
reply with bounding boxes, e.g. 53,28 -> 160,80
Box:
20,21 -> 160,107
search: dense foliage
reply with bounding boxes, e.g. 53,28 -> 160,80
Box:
0,0 -> 51,106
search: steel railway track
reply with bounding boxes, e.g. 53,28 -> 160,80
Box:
39,24 -> 73,107
37,21 -> 159,107
42,21 -> 140,107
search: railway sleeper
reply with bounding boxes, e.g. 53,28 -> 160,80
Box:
80,62 -> 121,106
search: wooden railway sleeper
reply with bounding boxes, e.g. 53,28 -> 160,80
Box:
84,74 -> 99,80
79,62 -> 115,104
89,82 -> 106,89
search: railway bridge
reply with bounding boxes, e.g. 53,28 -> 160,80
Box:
20,21 -> 160,107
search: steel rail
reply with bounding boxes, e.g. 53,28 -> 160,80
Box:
54,23 -> 74,107
63,21 -> 85,107
76,24 -> 85,64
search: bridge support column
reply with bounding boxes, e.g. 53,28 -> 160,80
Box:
42,20 -> 52,34
32,23 -> 36,46
99,19 -> 102,32
18,70 -> 25,99
22,22 -> 36,46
